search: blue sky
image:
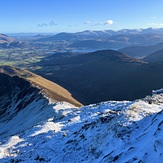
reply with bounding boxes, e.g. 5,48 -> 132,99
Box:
1,0 -> 163,33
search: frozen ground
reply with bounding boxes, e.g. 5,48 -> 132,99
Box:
1,91 -> 163,162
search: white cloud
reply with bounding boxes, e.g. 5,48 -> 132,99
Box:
84,20 -> 113,26
92,22 -> 103,26
84,21 -> 92,25
37,20 -> 57,27
68,24 -> 79,27
49,21 -> 57,26
152,17 -> 157,20
104,20 -> 114,25
148,22 -> 163,26
37,23 -> 48,27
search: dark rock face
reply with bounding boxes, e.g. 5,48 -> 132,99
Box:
0,73 -> 43,120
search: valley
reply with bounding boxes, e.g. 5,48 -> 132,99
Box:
2,1 -> 163,162
1,28 -> 163,162
1,29 -> 163,105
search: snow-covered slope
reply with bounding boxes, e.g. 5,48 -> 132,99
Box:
1,89 -> 163,162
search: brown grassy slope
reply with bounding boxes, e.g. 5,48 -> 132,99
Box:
0,66 -> 82,107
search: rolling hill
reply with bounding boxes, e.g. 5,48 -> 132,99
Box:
33,49 -> 163,104
31,49 -> 163,105
143,49 -> 163,63
119,42 -> 163,58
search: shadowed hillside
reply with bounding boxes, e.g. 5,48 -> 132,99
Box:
119,42 -> 163,58
143,49 -> 163,63
32,50 -> 163,104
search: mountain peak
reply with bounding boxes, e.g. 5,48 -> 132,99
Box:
87,50 -> 145,63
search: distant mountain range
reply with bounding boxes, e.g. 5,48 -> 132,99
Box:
3,28 -> 163,50
37,28 -> 163,42
34,28 -> 163,49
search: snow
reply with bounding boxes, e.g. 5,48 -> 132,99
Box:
1,93 -> 163,162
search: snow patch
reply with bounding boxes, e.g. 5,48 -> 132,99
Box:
1,93 -> 163,162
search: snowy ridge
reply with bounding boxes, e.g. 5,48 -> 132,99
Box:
1,92 -> 163,162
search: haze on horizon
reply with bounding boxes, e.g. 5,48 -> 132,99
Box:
1,0 -> 163,33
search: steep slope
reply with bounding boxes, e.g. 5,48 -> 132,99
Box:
1,90 -> 163,162
0,66 -> 82,107
0,72 -> 57,138
143,49 -> 163,63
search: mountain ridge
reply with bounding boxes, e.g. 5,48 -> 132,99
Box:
0,66 -> 82,107
1,87 -> 163,162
